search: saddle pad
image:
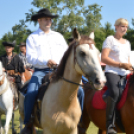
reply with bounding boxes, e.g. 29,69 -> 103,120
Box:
92,74 -> 131,110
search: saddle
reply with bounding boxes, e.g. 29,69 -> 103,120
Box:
92,74 -> 131,110
7,70 -> 20,76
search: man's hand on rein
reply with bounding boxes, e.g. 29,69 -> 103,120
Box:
47,60 -> 57,69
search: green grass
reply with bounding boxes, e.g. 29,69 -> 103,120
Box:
1,110 -> 125,134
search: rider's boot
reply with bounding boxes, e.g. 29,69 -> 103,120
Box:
106,96 -> 117,134
20,117 -> 34,134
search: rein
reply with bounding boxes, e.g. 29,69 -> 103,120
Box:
60,76 -> 83,87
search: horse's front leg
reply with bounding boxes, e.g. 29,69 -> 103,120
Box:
4,108 -> 13,134
19,116 -> 23,132
78,106 -> 90,134
12,112 -> 17,134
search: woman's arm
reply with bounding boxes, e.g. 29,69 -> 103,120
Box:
101,48 -> 120,67
101,48 -> 132,70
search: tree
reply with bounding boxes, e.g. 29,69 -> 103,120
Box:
124,19 -> 134,50
94,29 -> 106,51
12,19 -> 32,44
25,1 -> 102,36
0,20 -> 32,54
82,4 -> 102,32
102,22 -> 114,37
0,0 -> 104,52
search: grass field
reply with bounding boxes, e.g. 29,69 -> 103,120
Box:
1,110 -> 125,134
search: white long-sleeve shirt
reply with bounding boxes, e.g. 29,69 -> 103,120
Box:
26,28 -> 68,69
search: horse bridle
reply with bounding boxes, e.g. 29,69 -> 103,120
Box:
74,41 -> 93,85
60,41 -> 93,86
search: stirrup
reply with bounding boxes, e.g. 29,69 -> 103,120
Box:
107,124 -> 117,134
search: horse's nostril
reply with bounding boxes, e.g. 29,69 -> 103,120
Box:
95,78 -> 101,84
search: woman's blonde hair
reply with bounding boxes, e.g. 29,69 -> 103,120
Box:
114,18 -> 128,26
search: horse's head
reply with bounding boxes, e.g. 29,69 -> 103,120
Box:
73,28 -> 106,90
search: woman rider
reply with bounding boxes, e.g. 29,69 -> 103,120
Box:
101,18 -> 133,134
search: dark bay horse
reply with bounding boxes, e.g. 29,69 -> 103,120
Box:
78,74 -> 134,134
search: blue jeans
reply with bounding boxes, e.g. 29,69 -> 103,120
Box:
82,76 -> 88,84
24,68 -> 85,124
24,68 -> 51,124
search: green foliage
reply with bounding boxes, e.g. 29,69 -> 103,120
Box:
124,28 -> 134,50
101,22 -> 115,37
123,19 -> 134,50
1,0 -> 134,53
0,20 -> 32,55
83,4 -> 102,31
94,29 -> 106,51
25,1 -> 102,36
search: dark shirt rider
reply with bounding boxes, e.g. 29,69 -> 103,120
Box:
0,41 -> 25,90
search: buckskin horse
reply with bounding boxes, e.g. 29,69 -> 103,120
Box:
78,71 -> 134,134
19,28 -> 106,134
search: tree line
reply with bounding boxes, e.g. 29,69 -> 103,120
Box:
0,0 -> 134,55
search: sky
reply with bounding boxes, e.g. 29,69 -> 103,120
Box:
0,0 -> 134,38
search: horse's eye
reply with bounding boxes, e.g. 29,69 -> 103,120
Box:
80,51 -> 86,57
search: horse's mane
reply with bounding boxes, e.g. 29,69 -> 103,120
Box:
51,35 -> 95,82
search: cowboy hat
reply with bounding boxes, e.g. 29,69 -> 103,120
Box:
2,41 -> 16,47
19,42 -> 26,46
31,8 -> 58,21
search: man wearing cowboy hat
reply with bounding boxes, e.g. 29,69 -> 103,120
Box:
21,8 -> 84,134
0,41 -> 25,90
18,42 -> 34,72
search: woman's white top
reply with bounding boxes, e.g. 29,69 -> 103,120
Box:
102,35 -> 131,76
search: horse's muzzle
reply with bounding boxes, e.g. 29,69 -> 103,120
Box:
94,78 -> 106,90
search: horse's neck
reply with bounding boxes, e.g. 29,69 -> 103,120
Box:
0,66 -> 3,82
0,74 -> 8,91
60,50 -> 82,101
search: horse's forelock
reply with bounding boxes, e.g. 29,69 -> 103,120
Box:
78,35 -> 95,48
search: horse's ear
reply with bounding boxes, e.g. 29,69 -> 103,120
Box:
73,28 -> 81,41
89,31 -> 94,40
